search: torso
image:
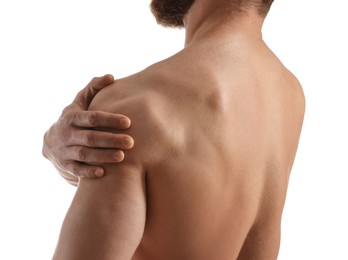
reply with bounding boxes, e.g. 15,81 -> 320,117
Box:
94,41 -> 305,259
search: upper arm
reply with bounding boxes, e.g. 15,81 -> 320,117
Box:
53,163 -> 146,260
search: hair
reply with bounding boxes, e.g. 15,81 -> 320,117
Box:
257,0 -> 274,16
150,0 -> 195,28
234,0 -> 274,17
150,0 -> 274,29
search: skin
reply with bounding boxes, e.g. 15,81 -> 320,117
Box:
42,75 -> 135,185
53,1 -> 305,259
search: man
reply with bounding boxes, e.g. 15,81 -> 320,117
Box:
44,0 -> 305,259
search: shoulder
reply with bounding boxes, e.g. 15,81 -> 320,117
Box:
283,68 -> 306,119
268,53 -> 306,121
89,70 -> 179,168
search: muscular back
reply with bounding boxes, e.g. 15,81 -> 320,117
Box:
90,41 -> 305,259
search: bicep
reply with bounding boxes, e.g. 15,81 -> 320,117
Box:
53,163 -> 146,260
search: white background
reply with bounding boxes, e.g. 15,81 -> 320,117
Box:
1,0 -> 347,259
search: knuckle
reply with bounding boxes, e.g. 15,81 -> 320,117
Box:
90,77 -> 99,86
77,147 -> 87,161
67,163 -> 79,176
87,112 -> 98,126
56,124 -> 70,144
61,110 -> 76,125
59,132 -> 71,144
62,104 -> 73,116
113,136 -> 122,147
84,133 -> 95,146
85,170 -> 95,179
59,114 -> 69,127
71,167 -> 79,176
88,77 -> 95,84
56,120 -> 74,144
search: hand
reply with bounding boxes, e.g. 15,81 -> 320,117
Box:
42,74 -> 134,186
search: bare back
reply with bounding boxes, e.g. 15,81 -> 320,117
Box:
91,41 -> 305,259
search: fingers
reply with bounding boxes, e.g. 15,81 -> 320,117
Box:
90,74 -> 114,91
66,161 -> 106,179
70,130 -> 134,150
72,110 -> 131,129
66,146 -> 125,164
74,74 -> 115,109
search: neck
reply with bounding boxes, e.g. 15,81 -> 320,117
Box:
183,0 -> 265,47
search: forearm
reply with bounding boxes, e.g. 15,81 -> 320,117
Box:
53,164 -> 146,259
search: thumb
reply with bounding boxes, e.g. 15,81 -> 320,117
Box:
73,74 -> 115,109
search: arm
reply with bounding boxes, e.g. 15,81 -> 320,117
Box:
42,75 -> 134,185
53,163 -> 146,259
53,83 -> 147,259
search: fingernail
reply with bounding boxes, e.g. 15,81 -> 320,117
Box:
95,169 -> 104,177
123,137 -> 134,148
113,151 -> 124,162
121,118 -> 131,128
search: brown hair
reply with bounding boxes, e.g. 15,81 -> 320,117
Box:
224,0 -> 275,17
258,0 -> 274,16
150,0 -> 274,29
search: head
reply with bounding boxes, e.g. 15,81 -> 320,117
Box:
150,0 -> 274,28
